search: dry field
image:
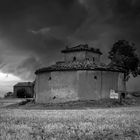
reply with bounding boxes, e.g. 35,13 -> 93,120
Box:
0,107 -> 140,140
0,99 -> 26,107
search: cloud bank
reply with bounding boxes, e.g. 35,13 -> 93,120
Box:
0,0 -> 140,82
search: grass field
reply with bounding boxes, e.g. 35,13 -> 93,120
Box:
0,99 -> 26,107
0,107 -> 140,140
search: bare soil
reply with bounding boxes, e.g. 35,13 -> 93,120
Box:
2,96 -> 140,110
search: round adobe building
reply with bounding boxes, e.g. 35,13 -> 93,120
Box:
35,44 -> 125,103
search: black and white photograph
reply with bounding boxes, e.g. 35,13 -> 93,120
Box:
0,0 -> 140,139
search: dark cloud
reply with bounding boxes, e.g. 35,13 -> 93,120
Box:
0,0 -> 87,80
0,0 -> 140,83
16,56 -> 42,80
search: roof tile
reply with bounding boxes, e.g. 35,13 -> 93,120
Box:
35,60 -> 125,74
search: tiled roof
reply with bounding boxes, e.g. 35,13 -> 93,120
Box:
14,82 -> 34,87
61,44 -> 102,54
35,60 -> 125,74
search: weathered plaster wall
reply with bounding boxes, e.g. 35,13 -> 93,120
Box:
85,52 -> 100,64
35,71 -> 79,103
78,71 -> 101,100
50,71 -> 79,102
35,72 -> 51,103
101,71 -> 119,98
118,73 -> 125,91
64,52 -> 85,61
64,51 -> 101,64
77,71 -> 121,100
35,70 -> 124,103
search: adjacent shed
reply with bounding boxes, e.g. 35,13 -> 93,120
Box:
13,82 -> 34,98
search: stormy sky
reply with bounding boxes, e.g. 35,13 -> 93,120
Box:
0,0 -> 140,94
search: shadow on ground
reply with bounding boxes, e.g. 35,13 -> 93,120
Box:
2,96 -> 140,110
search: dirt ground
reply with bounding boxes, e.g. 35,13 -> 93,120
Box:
1,96 -> 140,110
0,98 -> 26,108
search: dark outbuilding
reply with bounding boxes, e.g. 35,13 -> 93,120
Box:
13,82 -> 34,98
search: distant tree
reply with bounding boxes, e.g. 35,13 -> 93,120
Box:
4,92 -> 13,98
108,40 -> 140,81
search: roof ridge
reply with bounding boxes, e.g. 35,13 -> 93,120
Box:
61,44 -> 102,54
70,44 -> 88,49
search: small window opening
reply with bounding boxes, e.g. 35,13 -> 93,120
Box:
53,96 -> 56,99
94,76 -> 97,79
73,57 -> 76,61
48,77 -> 51,80
121,93 -> 125,99
93,57 -> 95,61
